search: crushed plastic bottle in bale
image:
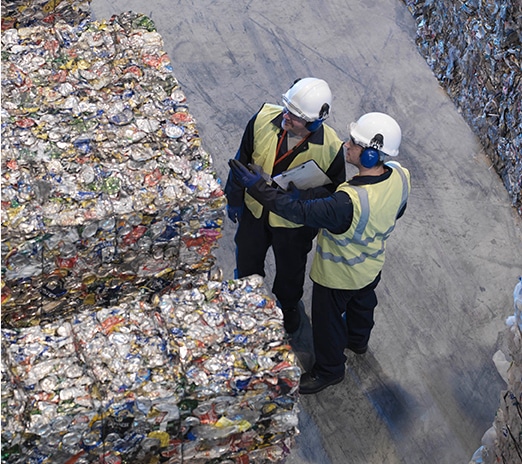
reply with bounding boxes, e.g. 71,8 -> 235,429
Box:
1,5 -> 300,463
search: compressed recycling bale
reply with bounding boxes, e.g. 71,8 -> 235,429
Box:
1,11 -> 226,328
1,0 -> 92,29
1,275 -> 300,463
1,5 -> 300,463
402,0 -> 522,215
470,279 -> 522,464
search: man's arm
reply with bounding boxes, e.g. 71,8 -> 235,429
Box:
247,177 -> 353,234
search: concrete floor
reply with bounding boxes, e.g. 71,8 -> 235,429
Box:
89,1 -> 522,463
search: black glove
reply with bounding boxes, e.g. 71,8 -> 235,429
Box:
287,181 -> 301,200
228,159 -> 262,188
227,204 -> 243,223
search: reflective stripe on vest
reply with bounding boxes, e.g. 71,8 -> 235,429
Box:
310,163 -> 411,289
244,103 -> 342,228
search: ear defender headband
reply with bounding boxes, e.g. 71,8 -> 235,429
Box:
360,133 -> 384,168
306,103 -> 330,132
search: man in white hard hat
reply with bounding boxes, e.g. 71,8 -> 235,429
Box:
229,112 -> 411,394
224,78 -> 346,334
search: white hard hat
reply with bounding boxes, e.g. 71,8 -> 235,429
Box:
349,112 -> 402,157
282,78 -> 332,122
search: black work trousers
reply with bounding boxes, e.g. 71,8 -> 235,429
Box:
234,207 -> 317,310
311,273 -> 381,379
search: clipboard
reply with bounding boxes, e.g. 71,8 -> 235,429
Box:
272,160 -> 332,190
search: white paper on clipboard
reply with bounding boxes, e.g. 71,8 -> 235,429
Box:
272,160 -> 332,190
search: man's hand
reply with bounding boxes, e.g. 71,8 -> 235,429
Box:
229,159 -> 262,188
227,204 -> 243,223
287,182 -> 301,200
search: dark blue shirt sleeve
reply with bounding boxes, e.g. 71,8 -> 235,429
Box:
247,180 -> 353,234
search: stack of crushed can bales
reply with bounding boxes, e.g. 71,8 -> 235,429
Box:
1,3 -> 300,463
470,278 -> 522,464
402,0 -> 522,215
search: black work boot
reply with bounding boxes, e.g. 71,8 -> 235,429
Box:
299,371 -> 344,394
346,342 -> 368,355
279,300 -> 304,334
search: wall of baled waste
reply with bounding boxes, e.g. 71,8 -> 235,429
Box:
402,0 -> 522,216
401,2 -> 522,459
1,4 -> 300,463
469,278 -> 522,464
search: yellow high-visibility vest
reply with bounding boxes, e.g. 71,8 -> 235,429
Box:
244,104 -> 342,228
310,162 -> 411,289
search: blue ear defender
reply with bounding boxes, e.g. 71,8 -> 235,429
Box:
306,103 -> 330,132
360,148 -> 381,168
360,133 -> 384,168
306,118 -> 323,132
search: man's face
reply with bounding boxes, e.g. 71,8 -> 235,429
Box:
343,135 -> 364,166
281,108 -> 309,136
